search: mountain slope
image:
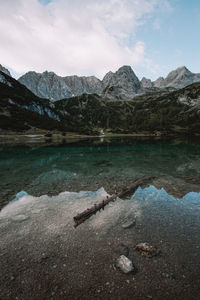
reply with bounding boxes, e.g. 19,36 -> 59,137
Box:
0,71 -> 64,132
0,64 -> 11,77
54,82 -> 200,135
102,65 -> 143,100
18,65 -> 200,101
1,69 -> 200,135
19,71 -> 103,100
145,66 -> 200,89
19,66 -> 142,101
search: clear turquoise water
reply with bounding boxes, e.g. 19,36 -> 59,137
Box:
0,137 -> 200,299
0,137 -> 200,209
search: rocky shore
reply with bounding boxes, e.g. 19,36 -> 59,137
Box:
0,183 -> 200,300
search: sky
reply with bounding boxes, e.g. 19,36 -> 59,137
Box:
0,0 -> 200,80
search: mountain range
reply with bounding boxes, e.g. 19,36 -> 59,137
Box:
0,64 -> 200,136
18,65 -> 200,101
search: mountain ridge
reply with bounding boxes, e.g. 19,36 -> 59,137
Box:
1,69 -> 200,136
18,65 -> 200,100
1,63 -> 200,101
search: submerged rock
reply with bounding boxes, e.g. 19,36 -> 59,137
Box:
11,215 -> 29,222
122,219 -> 136,229
135,242 -> 158,257
115,255 -> 134,274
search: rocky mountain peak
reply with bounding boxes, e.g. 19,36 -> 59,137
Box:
102,65 -> 142,100
0,64 -> 11,77
165,66 -> 192,80
16,64 -> 200,101
19,70 -> 103,100
153,77 -> 165,88
176,66 -> 191,73
116,65 -> 139,82
141,77 -> 153,88
164,66 -> 196,88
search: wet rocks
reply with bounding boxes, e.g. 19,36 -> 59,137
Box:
11,214 -> 29,222
115,255 -> 134,274
122,219 -> 136,229
135,242 -> 159,257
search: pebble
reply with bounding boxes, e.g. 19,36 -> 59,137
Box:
122,219 -> 136,229
115,255 -> 134,274
11,215 -> 29,222
135,242 -> 158,257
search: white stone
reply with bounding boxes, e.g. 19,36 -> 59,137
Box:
116,255 -> 134,274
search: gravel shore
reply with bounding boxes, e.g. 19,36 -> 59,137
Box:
0,183 -> 200,300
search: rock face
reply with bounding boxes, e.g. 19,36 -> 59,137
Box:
19,71 -> 103,100
141,67 -> 200,90
153,77 -> 165,88
153,66 -> 200,89
141,77 -> 153,88
64,75 -> 103,97
0,64 -> 11,77
19,66 -> 142,101
102,65 -> 143,100
163,66 -> 200,89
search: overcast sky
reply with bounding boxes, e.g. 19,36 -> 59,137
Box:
0,0 -> 200,80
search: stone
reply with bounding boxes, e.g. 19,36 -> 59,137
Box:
115,255 -> 134,274
135,242 -> 158,257
122,219 -> 136,229
11,215 -> 29,222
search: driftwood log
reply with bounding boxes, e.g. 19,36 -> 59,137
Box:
73,175 -> 155,228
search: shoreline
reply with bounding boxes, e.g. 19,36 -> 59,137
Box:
0,131 -> 200,146
1,182 -> 200,300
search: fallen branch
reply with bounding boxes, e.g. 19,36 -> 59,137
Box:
73,175 -> 155,228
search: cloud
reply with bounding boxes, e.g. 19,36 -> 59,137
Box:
0,0 -> 171,78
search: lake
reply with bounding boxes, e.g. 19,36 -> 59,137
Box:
0,136 -> 200,209
0,136 -> 200,299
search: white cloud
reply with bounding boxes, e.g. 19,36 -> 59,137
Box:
0,0 -> 172,79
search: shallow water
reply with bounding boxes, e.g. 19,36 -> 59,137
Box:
0,137 -> 200,299
0,136 -> 200,209
0,183 -> 200,299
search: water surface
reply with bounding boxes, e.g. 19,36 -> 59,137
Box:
0,137 -> 200,299
1,137 -> 200,209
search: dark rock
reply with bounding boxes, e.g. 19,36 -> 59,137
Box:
122,219 -> 136,229
135,242 -> 159,257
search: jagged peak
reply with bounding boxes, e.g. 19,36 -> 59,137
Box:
0,64 -> 11,77
176,66 -> 191,72
166,66 -> 192,78
42,70 -> 56,76
141,77 -> 151,81
154,76 -> 165,82
116,65 -> 136,75
117,65 -> 133,71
